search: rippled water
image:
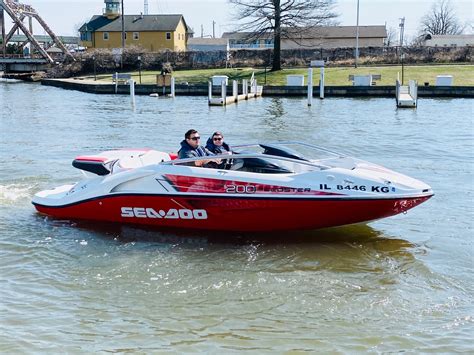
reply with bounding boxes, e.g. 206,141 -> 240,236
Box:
1,81 -> 473,352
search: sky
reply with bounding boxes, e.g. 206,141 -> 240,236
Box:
6,0 -> 473,41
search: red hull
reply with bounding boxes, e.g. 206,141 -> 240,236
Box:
33,194 -> 432,232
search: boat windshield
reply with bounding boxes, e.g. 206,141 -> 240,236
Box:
233,142 -> 344,161
167,142 -> 356,173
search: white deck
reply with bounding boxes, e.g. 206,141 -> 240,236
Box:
396,80 -> 418,108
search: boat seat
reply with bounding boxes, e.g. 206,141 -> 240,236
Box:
116,150 -> 171,171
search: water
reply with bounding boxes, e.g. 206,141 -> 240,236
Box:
1,81 -> 473,352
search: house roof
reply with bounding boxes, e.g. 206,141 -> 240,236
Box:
222,26 -> 387,40
427,34 -> 474,40
79,16 -> 114,32
80,14 -> 187,32
188,38 -> 229,46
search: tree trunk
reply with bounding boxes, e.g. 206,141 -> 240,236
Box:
272,0 -> 281,71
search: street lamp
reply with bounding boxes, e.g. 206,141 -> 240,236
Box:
355,0 -> 360,68
138,55 -> 142,84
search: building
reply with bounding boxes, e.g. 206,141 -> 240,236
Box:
79,0 -> 189,52
222,25 -> 387,50
187,38 -> 229,52
423,34 -> 474,47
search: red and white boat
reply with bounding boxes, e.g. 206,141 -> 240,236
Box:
32,143 -> 433,232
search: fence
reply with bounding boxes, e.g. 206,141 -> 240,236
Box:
50,46 -> 472,78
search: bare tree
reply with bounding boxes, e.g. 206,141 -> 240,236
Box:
229,0 -> 338,71
420,0 -> 463,36
384,26 -> 397,47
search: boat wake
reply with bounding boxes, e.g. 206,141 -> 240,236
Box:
0,183 -> 36,205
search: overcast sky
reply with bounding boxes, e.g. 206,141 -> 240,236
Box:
9,0 -> 474,40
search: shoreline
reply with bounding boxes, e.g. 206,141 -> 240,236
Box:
40,78 -> 474,98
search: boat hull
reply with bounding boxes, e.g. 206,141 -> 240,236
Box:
33,194 -> 432,232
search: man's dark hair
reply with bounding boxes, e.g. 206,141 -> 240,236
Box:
185,129 -> 198,139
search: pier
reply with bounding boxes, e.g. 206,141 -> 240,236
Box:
208,74 -> 263,106
396,79 -> 418,108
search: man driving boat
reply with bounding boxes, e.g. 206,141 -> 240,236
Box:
178,129 -> 219,167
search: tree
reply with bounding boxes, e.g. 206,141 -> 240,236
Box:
420,0 -> 463,36
229,0 -> 338,71
384,27 -> 397,47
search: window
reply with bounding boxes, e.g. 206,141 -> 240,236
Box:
166,32 -> 171,40
133,32 -> 139,40
103,32 -> 109,40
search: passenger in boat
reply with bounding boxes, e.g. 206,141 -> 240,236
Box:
178,129 -> 218,167
205,131 -> 232,155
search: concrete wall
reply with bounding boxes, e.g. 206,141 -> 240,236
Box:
41,79 -> 474,98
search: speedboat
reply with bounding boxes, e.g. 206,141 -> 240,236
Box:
32,143 -> 433,232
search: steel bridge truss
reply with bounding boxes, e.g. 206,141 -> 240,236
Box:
0,0 -> 74,63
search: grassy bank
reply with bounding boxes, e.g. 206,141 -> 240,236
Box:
89,64 -> 474,86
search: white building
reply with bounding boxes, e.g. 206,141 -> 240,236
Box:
424,34 -> 474,47
187,38 -> 229,52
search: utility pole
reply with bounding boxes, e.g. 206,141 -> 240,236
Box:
355,0 -> 360,68
212,20 -> 216,38
144,0 -> 149,15
121,0 -> 125,69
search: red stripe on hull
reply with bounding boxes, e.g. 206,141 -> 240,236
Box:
164,174 -> 343,196
34,195 -> 432,232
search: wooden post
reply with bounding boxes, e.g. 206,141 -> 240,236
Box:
232,80 -> 238,102
170,77 -> 175,97
320,67 -> 325,99
242,79 -> 248,98
208,81 -> 212,103
307,68 -> 313,106
129,79 -> 135,107
221,81 -> 226,105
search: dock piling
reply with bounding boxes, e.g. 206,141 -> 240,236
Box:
308,68 -> 313,106
320,67 -> 325,99
129,79 -> 135,107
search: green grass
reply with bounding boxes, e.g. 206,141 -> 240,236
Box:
90,64 -> 474,86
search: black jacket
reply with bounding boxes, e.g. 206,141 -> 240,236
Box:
205,137 -> 231,155
178,140 -> 214,159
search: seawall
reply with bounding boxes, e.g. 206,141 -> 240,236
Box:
41,78 -> 474,98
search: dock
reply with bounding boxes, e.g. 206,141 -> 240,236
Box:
208,74 -> 263,106
396,80 -> 418,108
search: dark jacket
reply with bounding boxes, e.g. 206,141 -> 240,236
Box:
205,137 -> 231,155
178,140 -> 214,159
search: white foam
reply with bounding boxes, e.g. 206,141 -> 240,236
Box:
0,184 -> 34,205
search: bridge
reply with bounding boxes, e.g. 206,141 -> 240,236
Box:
9,34 -> 79,45
1,0 -> 74,73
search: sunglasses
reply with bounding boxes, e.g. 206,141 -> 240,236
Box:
189,136 -> 200,141
213,137 -> 223,141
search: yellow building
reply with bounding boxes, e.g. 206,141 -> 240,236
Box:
79,10 -> 189,52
